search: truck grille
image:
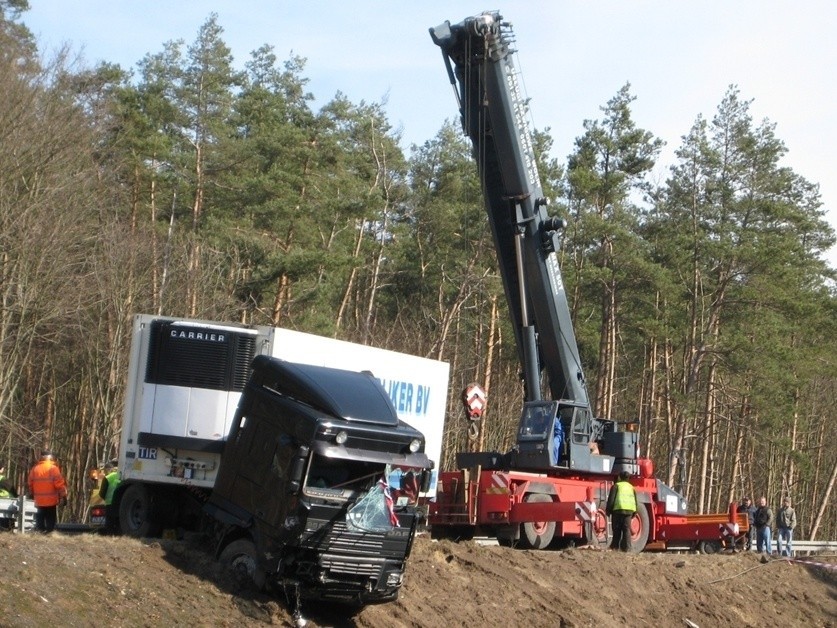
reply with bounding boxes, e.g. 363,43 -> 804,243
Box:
320,557 -> 381,577
299,517 -> 411,555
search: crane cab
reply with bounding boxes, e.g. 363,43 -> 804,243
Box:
513,400 -> 634,475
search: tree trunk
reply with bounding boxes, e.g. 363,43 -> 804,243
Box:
595,268 -> 616,419
808,460 -> 836,541
336,219 -> 365,332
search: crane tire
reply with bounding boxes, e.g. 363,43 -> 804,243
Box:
698,539 -> 723,554
628,505 -> 650,552
519,493 -> 555,550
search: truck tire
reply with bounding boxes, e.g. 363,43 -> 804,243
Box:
628,505 -> 650,552
220,538 -> 266,591
519,493 -> 555,549
119,484 -> 160,538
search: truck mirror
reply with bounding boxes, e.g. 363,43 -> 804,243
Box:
420,469 -> 432,493
288,445 -> 310,494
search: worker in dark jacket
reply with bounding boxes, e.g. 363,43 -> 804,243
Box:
28,449 -> 67,533
776,497 -> 797,557
754,496 -> 773,554
606,471 -> 637,552
739,496 -> 756,550
98,459 -> 121,535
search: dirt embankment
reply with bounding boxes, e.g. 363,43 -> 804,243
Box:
0,531 -> 834,627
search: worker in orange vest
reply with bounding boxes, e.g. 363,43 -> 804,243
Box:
28,449 -> 68,533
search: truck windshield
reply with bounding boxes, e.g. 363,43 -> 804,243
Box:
303,455 -> 422,506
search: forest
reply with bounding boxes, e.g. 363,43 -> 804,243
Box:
1,3 -> 834,540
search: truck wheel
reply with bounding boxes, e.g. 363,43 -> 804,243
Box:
519,493 -> 554,550
220,538 -> 266,591
628,505 -> 650,552
119,484 -> 160,538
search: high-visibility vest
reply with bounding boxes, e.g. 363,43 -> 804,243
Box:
28,460 -> 67,507
613,480 -> 637,512
0,474 -> 10,498
103,471 -> 121,505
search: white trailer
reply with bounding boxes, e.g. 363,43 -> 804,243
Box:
117,314 -> 449,536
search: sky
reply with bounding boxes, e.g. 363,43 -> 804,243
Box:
22,1 -> 837,269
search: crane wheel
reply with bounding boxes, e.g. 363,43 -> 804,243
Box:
628,505 -> 650,552
590,507 -> 610,549
519,493 -> 555,549
698,539 -> 723,554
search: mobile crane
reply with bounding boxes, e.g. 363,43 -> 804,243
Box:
427,11 -> 745,552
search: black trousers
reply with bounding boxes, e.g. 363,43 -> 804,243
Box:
610,510 -> 633,551
34,505 -> 57,533
104,503 -> 120,534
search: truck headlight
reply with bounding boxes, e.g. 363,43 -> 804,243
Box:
335,430 -> 348,445
409,438 -> 421,453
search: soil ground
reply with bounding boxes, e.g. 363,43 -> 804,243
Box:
0,530 -> 834,627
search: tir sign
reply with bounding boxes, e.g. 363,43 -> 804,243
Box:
462,383 -> 487,420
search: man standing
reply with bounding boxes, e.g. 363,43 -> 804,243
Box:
606,470 -> 637,552
98,459 -> 121,535
0,465 -> 19,531
28,449 -> 67,533
753,496 -> 773,554
0,465 -> 17,499
776,497 -> 797,557
738,496 -> 756,550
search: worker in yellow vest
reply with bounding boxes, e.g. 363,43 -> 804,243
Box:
0,465 -> 18,499
98,459 -> 121,535
0,465 -> 19,531
606,470 -> 637,552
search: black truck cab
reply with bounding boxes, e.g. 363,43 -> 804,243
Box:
205,355 -> 431,605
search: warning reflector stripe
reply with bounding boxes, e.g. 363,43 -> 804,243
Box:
575,501 -> 597,522
485,473 -> 510,494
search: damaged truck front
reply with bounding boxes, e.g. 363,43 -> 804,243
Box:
204,355 -> 432,606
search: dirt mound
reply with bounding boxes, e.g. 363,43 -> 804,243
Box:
0,531 -> 833,627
